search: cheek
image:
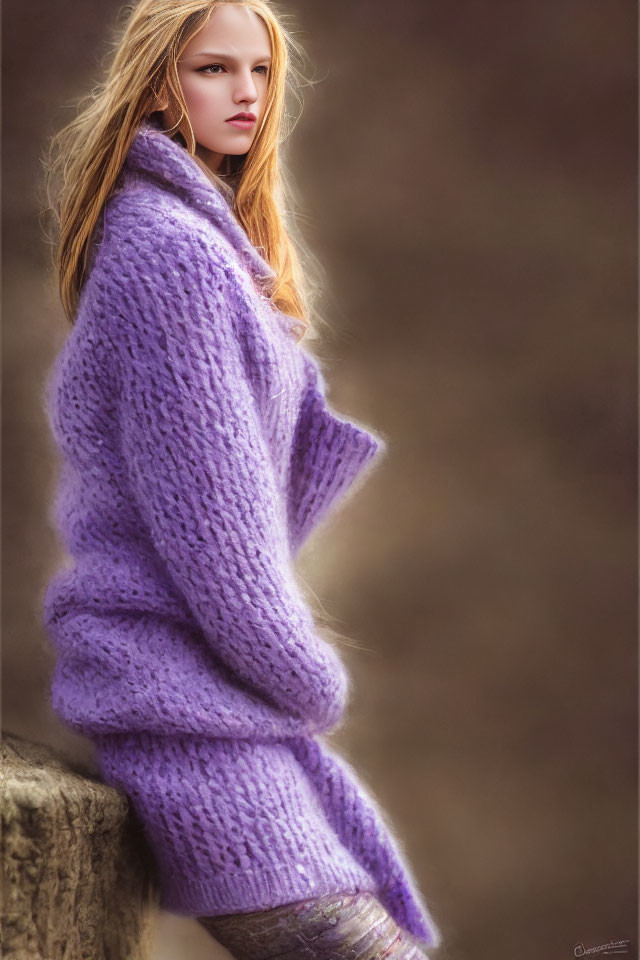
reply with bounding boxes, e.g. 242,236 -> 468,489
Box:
179,73 -> 230,125
181,76 -> 216,114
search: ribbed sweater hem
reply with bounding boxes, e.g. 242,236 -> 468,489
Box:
156,858 -> 379,917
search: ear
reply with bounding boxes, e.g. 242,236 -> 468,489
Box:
147,80 -> 192,146
149,81 -> 169,114
161,98 -> 191,143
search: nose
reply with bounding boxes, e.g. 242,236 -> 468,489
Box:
232,67 -> 259,106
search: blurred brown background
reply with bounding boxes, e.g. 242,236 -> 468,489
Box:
3,1 -> 637,958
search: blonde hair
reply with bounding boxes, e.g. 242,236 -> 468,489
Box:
40,0 -> 330,340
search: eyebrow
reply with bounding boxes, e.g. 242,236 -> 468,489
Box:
183,51 -> 272,63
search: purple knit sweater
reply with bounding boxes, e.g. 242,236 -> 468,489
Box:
41,118 -> 441,949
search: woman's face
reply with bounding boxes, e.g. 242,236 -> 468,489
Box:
175,4 -> 271,173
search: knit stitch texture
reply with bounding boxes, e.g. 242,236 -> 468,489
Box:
41,117 -> 441,949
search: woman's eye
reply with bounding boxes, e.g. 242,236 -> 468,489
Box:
198,63 -> 269,75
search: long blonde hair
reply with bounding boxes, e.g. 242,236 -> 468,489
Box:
40,0 -> 329,339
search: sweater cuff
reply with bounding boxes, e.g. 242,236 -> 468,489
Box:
288,385 -> 387,556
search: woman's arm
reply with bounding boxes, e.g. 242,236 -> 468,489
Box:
106,229 -> 348,730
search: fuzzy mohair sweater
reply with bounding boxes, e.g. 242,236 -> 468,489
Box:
41,117 -> 441,949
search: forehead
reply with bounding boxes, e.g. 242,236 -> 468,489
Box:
181,4 -> 271,60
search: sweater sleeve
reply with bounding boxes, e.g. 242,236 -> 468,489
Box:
108,234 -> 349,731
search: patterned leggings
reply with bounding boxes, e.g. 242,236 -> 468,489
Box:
198,891 -> 430,960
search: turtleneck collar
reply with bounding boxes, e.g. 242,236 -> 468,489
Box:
120,117 -> 277,289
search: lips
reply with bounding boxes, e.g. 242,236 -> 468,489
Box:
227,113 -> 256,121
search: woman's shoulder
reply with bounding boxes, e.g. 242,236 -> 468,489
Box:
96,178 -> 245,299
84,180 -> 273,374
104,177 -> 222,256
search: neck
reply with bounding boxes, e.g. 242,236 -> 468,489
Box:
194,142 -> 226,175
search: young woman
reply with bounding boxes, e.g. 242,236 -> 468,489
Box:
40,1 -> 442,956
